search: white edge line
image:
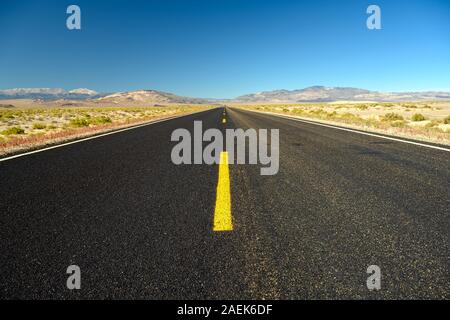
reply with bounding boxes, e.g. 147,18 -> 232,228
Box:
238,108 -> 450,152
0,108 -> 216,162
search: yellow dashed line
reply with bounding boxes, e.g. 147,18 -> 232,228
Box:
213,152 -> 232,231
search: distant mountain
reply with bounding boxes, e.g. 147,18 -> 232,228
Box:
0,88 -> 208,104
97,90 -> 208,105
68,88 -> 99,96
0,88 -> 103,100
235,86 -> 450,102
1,86 -> 449,103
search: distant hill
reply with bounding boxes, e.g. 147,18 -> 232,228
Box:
1,86 -> 449,104
0,88 -> 208,105
0,88 -> 104,100
235,86 -> 450,103
97,90 -> 208,105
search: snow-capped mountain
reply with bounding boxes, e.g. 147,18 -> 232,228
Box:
1,86 -> 449,103
97,90 -> 208,104
68,88 -> 99,96
235,86 -> 450,102
0,88 -> 102,100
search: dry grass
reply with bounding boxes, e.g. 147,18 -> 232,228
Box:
233,101 -> 450,145
0,105 -> 211,156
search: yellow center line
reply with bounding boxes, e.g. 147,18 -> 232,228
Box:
213,151 -> 233,231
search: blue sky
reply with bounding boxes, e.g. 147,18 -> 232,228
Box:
0,0 -> 449,98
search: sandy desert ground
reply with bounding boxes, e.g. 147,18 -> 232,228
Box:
1,100 -> 449,157
233,101 -> 450,146
0,102 -> 210,156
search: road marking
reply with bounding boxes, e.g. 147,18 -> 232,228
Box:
242,109 -> 450,152
0,109 -> 215,163
213,151 -> 232,231
222,118 -> 227,124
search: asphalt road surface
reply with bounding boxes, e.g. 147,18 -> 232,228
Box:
0,107 -> 448,299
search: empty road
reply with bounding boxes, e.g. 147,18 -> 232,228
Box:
0,107 -> 448,299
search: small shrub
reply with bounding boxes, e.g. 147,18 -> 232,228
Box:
363,117 -> 379,127
33,123 -> 47,130
1,126 -> 25,135
340,112 -> 359,120
382,113 -> 404,121
391,120 -> 406,127
309,109 -> 327,117
443,115 -> 450,124
90,116 -> 112,125
69,118 -> 90,127
425,121 -> 439,128
327,111 -> 338,118
411,113 -> 426,121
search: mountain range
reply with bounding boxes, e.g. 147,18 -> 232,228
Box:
234,86 -> 450,103
0,88 -> 103,100
97,90 -> 209,105
1,86 -> 449,104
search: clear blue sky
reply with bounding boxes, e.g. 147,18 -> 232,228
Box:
1,0 -> 449,98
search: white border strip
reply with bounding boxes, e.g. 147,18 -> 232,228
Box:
239,108 -> 450,152
0,108 -> 214,162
